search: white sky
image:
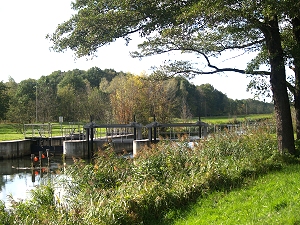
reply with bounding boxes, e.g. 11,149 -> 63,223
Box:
0,0 -> 268,100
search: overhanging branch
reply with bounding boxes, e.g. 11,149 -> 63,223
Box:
135,39 -> 271,76
219,39 -> 265,52
170,68 -> 270,76
180,47 -> 271,76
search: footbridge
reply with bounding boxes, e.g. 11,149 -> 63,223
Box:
64,120 -> 209,159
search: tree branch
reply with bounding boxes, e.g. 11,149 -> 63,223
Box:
179,47 -> 271,75
135,40 -> 271,76
218,39 -> 265,52
171,68 -> 270,76
286,81 -> 295,94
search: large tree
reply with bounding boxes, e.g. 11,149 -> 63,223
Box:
246,13 -> 300,140
48,0 -> 298,154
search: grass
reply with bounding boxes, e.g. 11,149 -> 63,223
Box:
170,163 -> 300,225
0,122 -> 85,141
200,113 -> 274,125
172,114 -> 274,124
0,122 -> 120,141
0,123 -> 24,141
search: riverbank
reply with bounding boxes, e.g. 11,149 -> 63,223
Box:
0,125 -> 289,224
170,163 -> 300,224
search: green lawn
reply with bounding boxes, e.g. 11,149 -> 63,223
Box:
200,113 -> 274,124
0,123 -> 24,141
0,122 -> 85,141
170,163 -> 300,225
173,114 -> 274,124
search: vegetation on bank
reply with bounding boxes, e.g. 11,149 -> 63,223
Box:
1,124 -> 296,224
171,163 -> 300,224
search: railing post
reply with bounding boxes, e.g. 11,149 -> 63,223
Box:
86,128 -> 90,159
133,115 -> 137,140
153,115 -> 157,143
148,127 -> 152,142
90,126 -> 94,158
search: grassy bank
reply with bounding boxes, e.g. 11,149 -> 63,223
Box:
171,163 -> 300,224
200,113 -> 274,124
1,124 -> 292,224
0,123 -> 24,141
0,122 -> 84,141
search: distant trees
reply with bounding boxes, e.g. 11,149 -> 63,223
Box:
6,79 -> 36,123
109,74 -> 140,124
0,81 -> 9,120
108,74 -> 178,124
84,81 -> 110,123
2,67 -> 273,124
176,77 -> 201,120
37,76 -> 58,122
197,84 -> 229,117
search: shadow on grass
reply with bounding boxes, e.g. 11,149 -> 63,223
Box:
143,162 -> 288,225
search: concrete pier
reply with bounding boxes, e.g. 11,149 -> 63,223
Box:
0,140 -> 31,159
133,139 -> 151,157
63,138 -> 134,159
63,140 -> 87,158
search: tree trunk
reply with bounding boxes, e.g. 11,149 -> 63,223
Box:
292,17 -> 300,140
262,17 -> 295,154
294,61 -> 300,140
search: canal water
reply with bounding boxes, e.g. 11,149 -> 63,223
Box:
0,155 -> 73,208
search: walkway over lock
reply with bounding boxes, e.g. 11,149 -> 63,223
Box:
145,121 -> 208,142
82,120 -> 209,158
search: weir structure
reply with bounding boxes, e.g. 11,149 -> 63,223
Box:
83,121 -> 143,158
0,120 -> 209,159
145,121 -> 208,142
71,120 -> 209,159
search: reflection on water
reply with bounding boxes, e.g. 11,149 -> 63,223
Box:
0,155 -> 73,208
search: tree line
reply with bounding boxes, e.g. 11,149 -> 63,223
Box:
0,67 -> 273,125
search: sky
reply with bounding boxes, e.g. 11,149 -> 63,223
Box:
0,0 -> 266,100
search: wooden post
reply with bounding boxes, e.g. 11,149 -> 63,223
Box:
39,151 -> 43,178
31,154 -> 35,183
30,154 -> 34,169
198,116 -> 202,139
153,115 -> 157,143
46,149 -> 50,168
148,127 -> 152,142
31,168 -> 35,183
39,151 -> 43,168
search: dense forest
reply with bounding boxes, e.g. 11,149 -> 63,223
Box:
0,67 -> 273,125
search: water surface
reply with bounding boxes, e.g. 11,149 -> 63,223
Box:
0,156 -> 72,208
